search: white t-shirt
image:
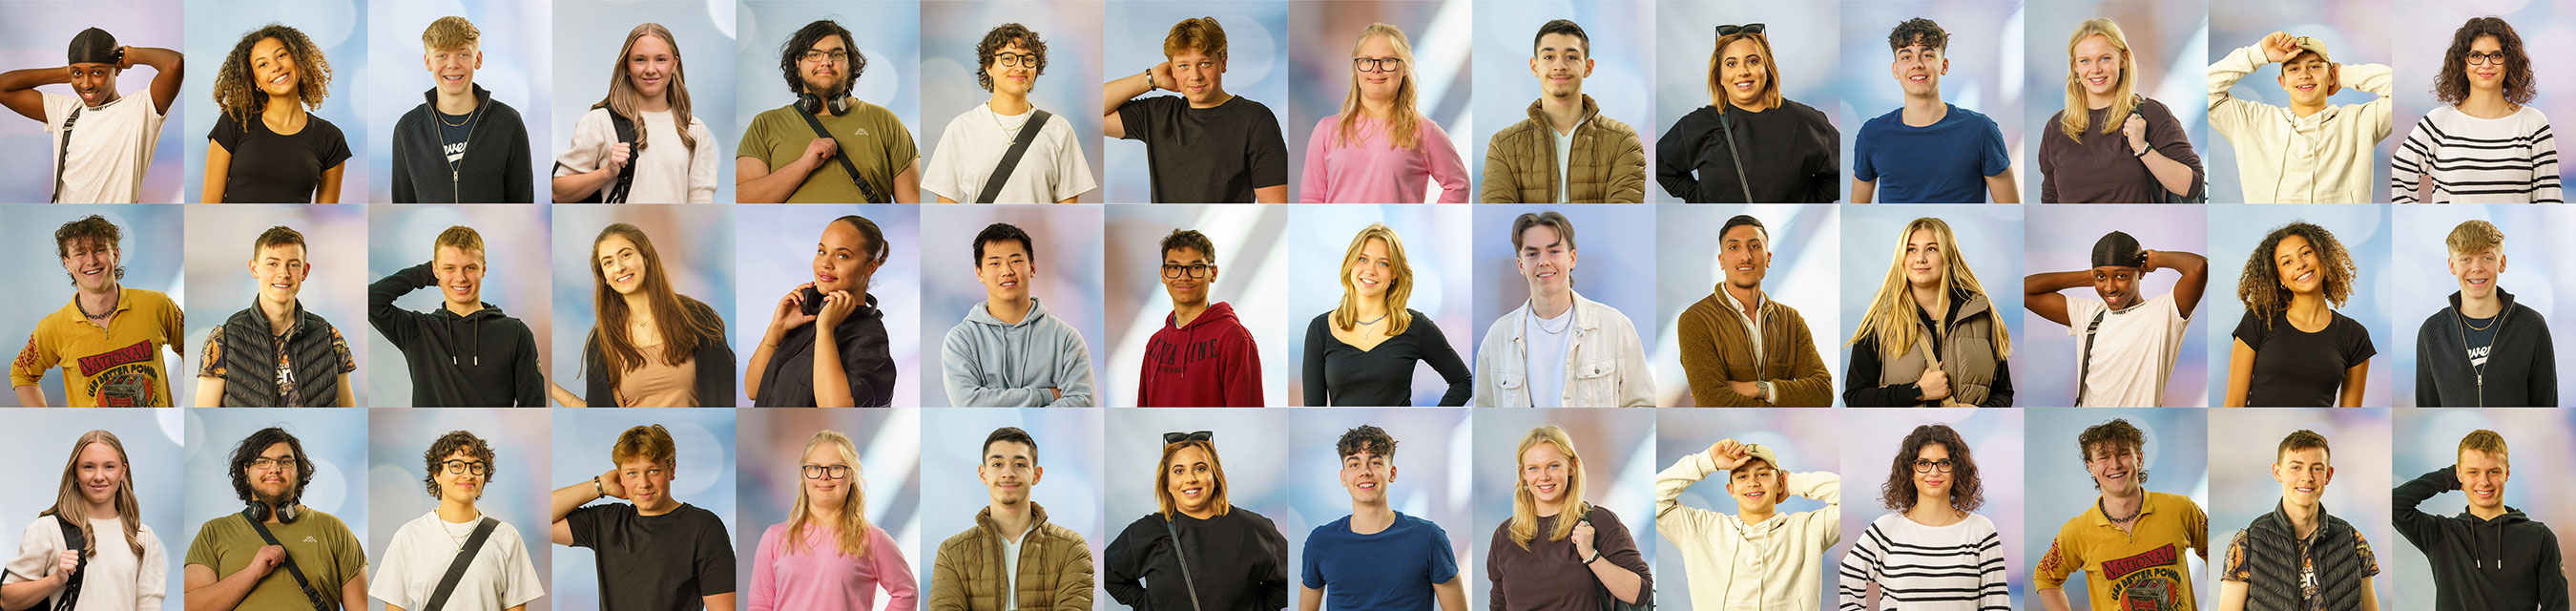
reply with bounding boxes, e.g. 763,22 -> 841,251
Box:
553,107 -> 719,203
1550,119 -> 1585,203
924,103 -> 1098,203
2066,293 -> 2190,407
3,516 -> 167,611
43,92 -> 167,203
1000,527 -> 1027,611
1525,306 -> 1573,407
367,512 -> 544,611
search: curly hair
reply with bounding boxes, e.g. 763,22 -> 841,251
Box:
778,20 -> 861,97
974,23 -> 1048,93
1880,424 -> 1983,512
2076,418 -> 2149,489
228,427 -> 315,506
2235,221 -> 2356,329
1337,424 -> 1398,459
213,24 -> 332,125
1161,229 -> 1216,263
1888,17 -> 1948,53
422,431 -> 496,498
53,214 -> 125,283
2434,17 -> 2533,105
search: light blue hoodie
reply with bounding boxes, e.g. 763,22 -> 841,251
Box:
940,297 -> 1096,406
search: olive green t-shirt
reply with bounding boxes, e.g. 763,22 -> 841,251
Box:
185,509 -> 366,608
737,99 -> 918,203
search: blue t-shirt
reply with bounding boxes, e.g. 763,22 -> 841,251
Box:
1300,512 -> 1459,611
1853,104 -> 2010,202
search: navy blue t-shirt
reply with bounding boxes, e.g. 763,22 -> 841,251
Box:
1853,104 -> 2010,202
1300,512 -> 1459,611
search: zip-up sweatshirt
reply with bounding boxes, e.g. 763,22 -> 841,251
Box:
1137,302 -> 1263,407
941,297 -> 1096,407
368,261 -> 546,406
2392,466 -> 2572,611
390,84 -> 534,203
2416,287 -> 2557,407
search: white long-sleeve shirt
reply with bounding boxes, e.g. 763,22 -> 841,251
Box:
1654,450 -> 1839,611
2207,44 -> 2393,203
2392,104 -> 2562,203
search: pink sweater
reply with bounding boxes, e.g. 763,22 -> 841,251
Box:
749,522 -> 918,611
1298,114 -> 1471,202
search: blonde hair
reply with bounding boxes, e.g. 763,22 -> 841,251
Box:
2459,429 -> 2509,465
44,431 -> 145,558
1337,23 -> 1423,151
595,23 -> 699,153
423,16 -> 481,53
433,225 -> 484,258
2446,220 -> 2504,257
2058,18 -> 2138,142
1848,218 -> 2011,361
1507,425 -> 1588,550
611,424 -> 675,467
1154,439 -> 1233,518
784,431 -> 871,558
1333,223 -> 1416,335
1705,32 -> 1783,113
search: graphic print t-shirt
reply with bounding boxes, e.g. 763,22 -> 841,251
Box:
10,288 -> 182,407
2033,492 -> 2209,611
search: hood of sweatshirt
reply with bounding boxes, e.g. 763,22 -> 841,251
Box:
2455,505 -> 2537,570
427,302 -> 515,366
1160,302 -> 1240,380
966,297 -> 1051,328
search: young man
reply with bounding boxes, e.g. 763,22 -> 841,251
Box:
11,215 -> 184,408
369,431 -> 545,611
2208,32 -> 2393,203
194,225 -> 356,407
2393,430 -> 2569,611
1299,426 -> 1465,611
1655,438 -> 1839,611
1675,215 -> 1834,407
1480,19 -> 1645,203
1101,16 -> 1289,203
2214,430 -> 2382,611
181,427 -> 368,611
1852,18 -> 2018,203
941,222 -> 1097,407
0,28 -> 180,203
1138,229 -> 1262,407
926,23 -> 1096,203
1471,211 -> 1652,407
367,225 -> 543,407
2416,220 -> 2556,407
2024,231 -> 2209,407
390,16 -> 534,203
928,427 -> 1094,611
551,425 -> 737,611
737,19 -> 922,203
2036,418 -> 2210,611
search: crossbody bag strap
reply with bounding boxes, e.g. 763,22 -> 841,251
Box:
48,515 -> 86,611
240,510 -> 335,611
51,105 -> 82,203
799,111 -> 883,203
419,517 -> 500,611
2074,309 -> 2106,407
1161,517 -> 1204,611
976,110 -> 1053,203
1714,110 -> 1754,203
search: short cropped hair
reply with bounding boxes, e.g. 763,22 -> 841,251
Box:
253,225 -> 305,257
973,222 -> 1036,267
2459,429 -> 2508,464
2276,429 -> 2330,462
1533,19 -> 1589,56
984,427 -> 1039,465
1164,17 -> 1228,60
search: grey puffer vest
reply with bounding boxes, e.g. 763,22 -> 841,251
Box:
217,299 -> 344,407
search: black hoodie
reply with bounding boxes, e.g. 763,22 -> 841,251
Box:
390,84 -> 534,203
2416,287 -> 2558,407
368,261 -> 545,406
2393,466 -> 2571,611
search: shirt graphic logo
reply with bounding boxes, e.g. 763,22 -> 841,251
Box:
77,341 -> 160,407
2102,544 -> 2184,611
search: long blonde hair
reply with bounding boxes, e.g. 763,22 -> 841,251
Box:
1847,218 -> 2011,361
783,431 -> 870,558
1332,223 -> 1416,335
1507,425 -> 1588,550
596,23 -> 700,153
1336,23 -> 1423,151
2058,18 -> 2137,142
43,431 -> 144,558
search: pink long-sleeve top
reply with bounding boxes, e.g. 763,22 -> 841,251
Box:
1299,114 -> 1471,203
749,521 -> 918,611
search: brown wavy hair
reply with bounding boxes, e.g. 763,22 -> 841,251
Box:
213,24 -> 332,125
2076,418 -> 2149,490
2434,17 -> 2533,105
1880,424 -> 1983,512
421,430 -> 496,498
2235,221 -> 2355,330
586,223 -> 722,396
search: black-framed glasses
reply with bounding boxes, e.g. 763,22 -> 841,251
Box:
800,50 -> 851,64
1353,56 -> 1405,73
1162,263 -> 1211,279
802,464 -> 853,479
993,52 -> 1039,68
2466,51 -> 2507,66
1717,24 -> 1766,38
441,460 -> 488,475
1163,431 -> 1215,445
249,456 -> 297,472
1912,459 -> 1955,474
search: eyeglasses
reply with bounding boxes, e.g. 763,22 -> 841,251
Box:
1912,459 -> 1955,474
1162,263 -> 1211,279
249,456 -> 297,472
1163,431 -> 1215,445
441,460 -> 488,475
992,53 -> 1039,68
2466,51 -> 2507,66
800,50 -> 851,64
1717,23 -> 1766,38
1353,56 -> 1405,73
802,464 -> 853,480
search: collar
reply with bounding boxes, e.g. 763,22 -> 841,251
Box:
253,295 -> 306,338
64,286 -> 134,322
2265,499 -> 2332,544
1524,94 -> 1603,126
1715,284 -> 1764,317
2088,492 -> 2158,528
1507,290 -> 1593,342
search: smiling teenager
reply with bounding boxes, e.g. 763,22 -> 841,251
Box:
391,16 -> 533,203
0,431 -> 165,611
927,427 -> 1094,611
941,222 -> 1096,407
1659,438 -> 1838,610
544,223 -> 734,408
368,225 -> 545,407
182,427 -> 368,611
2212,431 -> 2382,611
1658,24 -> 1840,203
2038,18 -> 2205,203
1139,229 -> 1263,407
196,225 -> 357,407
1482,19 -> 1645,203
1843,218 -> 2013,407
0,27 -> 179,203
2391,17 -> 2560,203
1304,223 -> 1470,407
367,432 -> 544,611
2034,419 -> 2209,611
1838,424 -> 2006,611
748,431 -> 915,611
552,22 -> 718,203
550,425 -> 737,611
925,24 -> 1094,203
11,215 -> 185,408
1853,18 -> 2017,203
1299,23 -> 1469,203
2024,231 -> 2208,407
2414,220 -> 2555,407
1486,425 -> 1651,611
1105,432 -> 1290,611
2223,222 -> 2374,408
201,23 -> 349,203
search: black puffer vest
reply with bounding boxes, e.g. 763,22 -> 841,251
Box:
217,299 -> 343,407
2244,502 -> 2367,611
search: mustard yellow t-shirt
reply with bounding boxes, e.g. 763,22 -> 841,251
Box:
737,99 -> 918,203
10,287 -> 182,407
184,509 -> 365,609
2034,491 -> 2210,611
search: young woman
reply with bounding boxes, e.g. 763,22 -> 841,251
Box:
1837,424 -> 2008,610
1655,25 -> 1840,203
2037,18 -> 2205,203
367,432 -> 544,611
551,22 -> 719,203
746,215 -> 898,407
1844,217 -> 2014,407
2391,17 -> 2561,203
924,23 -> 1096,203
748,431 -> 915,611
1105,432 -> 1289,611
1298,23 -> 1468,203
1,431 -> 164,611
201,24 -> 348,203
1303,223 -> 1470,406
1486,425 -> 1651,611
546,223 -> 736,407
2226,222 -> 2374,407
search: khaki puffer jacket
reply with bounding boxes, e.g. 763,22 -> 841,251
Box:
1480,95 -> 1647,202
929,503 -> 1096,611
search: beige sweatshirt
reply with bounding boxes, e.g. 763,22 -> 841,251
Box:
2207,44 -> 2394,203
1654,450 -> 1839,611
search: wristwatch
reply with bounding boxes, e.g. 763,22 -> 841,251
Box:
1755,381 -> 1773,402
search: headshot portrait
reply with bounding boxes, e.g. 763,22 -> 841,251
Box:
2389,205 -> 2565,408
1103,204 -> 1290,407
733,204 -> 922,407
2203,408 -> 2394,610
364,204 -> 553,407
1833,408 -> 2026,609
920,1 -> 1106,203
0,2 -> 186,202
2206,203 -> 2391,407
1287,205 -> 1474,407
921,205 -> 1106,407
548,408 -> 738,610
1657,204 -> 1837,407
547,204 -> 737,407
182,205 -> 366,407
1469,1 -> 1652,203
2020,204 -> 2212,407
549,1 -> 737,203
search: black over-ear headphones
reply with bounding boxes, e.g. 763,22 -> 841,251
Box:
798,92 -> 850,116
246,501 -> 301,524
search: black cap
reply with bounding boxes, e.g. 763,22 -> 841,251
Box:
2091,231 -> 2145,268
68,28 -> 117,66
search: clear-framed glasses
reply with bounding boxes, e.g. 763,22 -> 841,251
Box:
249,456 -> 297,472
1353,56 -> 1404,74
1162,263 -> 1211,279
1912,459 -> 1955,474
802,464 -> 853,480
442,460 -> 488,475
2466,51 -> 2507,66
800,50 -> 851,64
993,53 -> 1039,68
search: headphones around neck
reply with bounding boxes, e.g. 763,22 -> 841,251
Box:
798,92 -> 850,116
247,501 -> 301,524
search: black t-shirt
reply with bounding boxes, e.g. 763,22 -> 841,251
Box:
2462,313 -> 2499,369
209,112 -> 351,202
2233,309 -> 2378,406
566,502 -> 737,611
436,110 -> 472,164
1116,95 -> 1289,202
753,294 -> 897,407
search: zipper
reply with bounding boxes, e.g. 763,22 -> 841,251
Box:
2454,304 -> 2506,406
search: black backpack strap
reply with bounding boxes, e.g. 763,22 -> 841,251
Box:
798,110 -> 883,203
50,105 -> 82,204
2074,308 -> 2107,407
420,517 -> 500,611
1160,517 -> 1204,611
48,515 -> 86,611
603,112 -> 639,203
240,509 -> 335,611
977,110 -> 1053,203
1714,110 -> 1753,203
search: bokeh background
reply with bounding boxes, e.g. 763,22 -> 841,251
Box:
918,408 -> 1107,605
1655,204 -> 1839,407
0,204 -> 185,407
922,1 -> 1106,202
1653,408 -> 1841,611
1101,408 -> 1294,611
1654,1 -> 1844,203
1285,204 -> 1475,407
2023,408 -> 2207,610
0,411 -> 186,602
1466,408 -> 1657,611
183,0 -> 371,203
2204,408 -> 2393,611
2021,204 -> 2212,407
1470,204 -> 1657,406
1465,1 -> 1653,199
2391,1 -> 2576,205
1837,204 -> 2023,406
2204,202 -> 2392,407
2024,0 -> 2211,203
2389,205 -> 2567,407
364,0 -> 553,203
1835,408 -> 2026,610
2390,407 -> 2576,610
1284,0 -> 1473,203
735,408 -> 919,611
1102,204 -> 1292,407
1103,1 -> 1289,203
364,204 -> 554,407
183,204 -> 369,407
549,407 -> 737,610
364,408 -> 553,611
1280,408 -> 1475,610
1835,1 -> 2025,203
919,204 -> 1107,407
548,204 -> 737,406
0,1 -> 186,202
732,204 -> 922,407
2206,0 -> 2395,203
551,0 -> 738,203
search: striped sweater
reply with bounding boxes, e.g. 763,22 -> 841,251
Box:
1837,512 -> 2009,611
2390,104 -> 2561,202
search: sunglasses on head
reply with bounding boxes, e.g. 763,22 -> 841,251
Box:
1717,24 -> 1766,38
1163,431 -> 1215,445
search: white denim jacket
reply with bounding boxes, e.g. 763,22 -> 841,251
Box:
1472,290 -> 1654,407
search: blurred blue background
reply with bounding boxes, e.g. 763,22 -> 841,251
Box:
2024,0 -> 2210,203
1467,408 -> 1656,611
2024,408 -> 2207,611
734,0 -> 917,204
2391,408 -> 2576,610
0,1 -> 186,202
364,408 -> 553,611
1655,204 -> 1839,407
1103,408 -> 1293,611
0,411 -> 186,602
919,204 -> 1107,407
735,408 -> 919,611
2021,204 -> 2212,407
1655,1 -> 1843,202
364,204 -> 555,407
1285,1 -> 1473,203
550,407 -> 737,610
2392,3 -> 2576,205
922,1 -> 1105,202
1280,408 -> 1475,610
1104,1 -> 1289,203
2204,408 -> 2392,611
1837,204 -> 2024,405
181,409 -> 370,578
732,204 -> 922,407
1653,408 -> 1841,611
918,409 -> 1106,605
548,204 -> 737,406
1835,408 -> 2025,609
1285,204 -> 1475,407
0,204 -> 184,407
364,0 -> 554,203
551,0 -> 737,203
1836,1 -> 2025,203
1470,1 -> 1653,198
2389,205 -> 2566,407
2204,202 -> 2391,407
1470,204 -> 1657,405
183,205 -> 370,406
183,0 -> 370,203
1102,204 -> 1293,407
2206,0 -> 2394,203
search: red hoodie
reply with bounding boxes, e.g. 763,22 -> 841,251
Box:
1138,302 -> 1264,407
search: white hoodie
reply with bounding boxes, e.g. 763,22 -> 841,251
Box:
1654,449 -> 1839,611
2208,44 -> 2394,203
